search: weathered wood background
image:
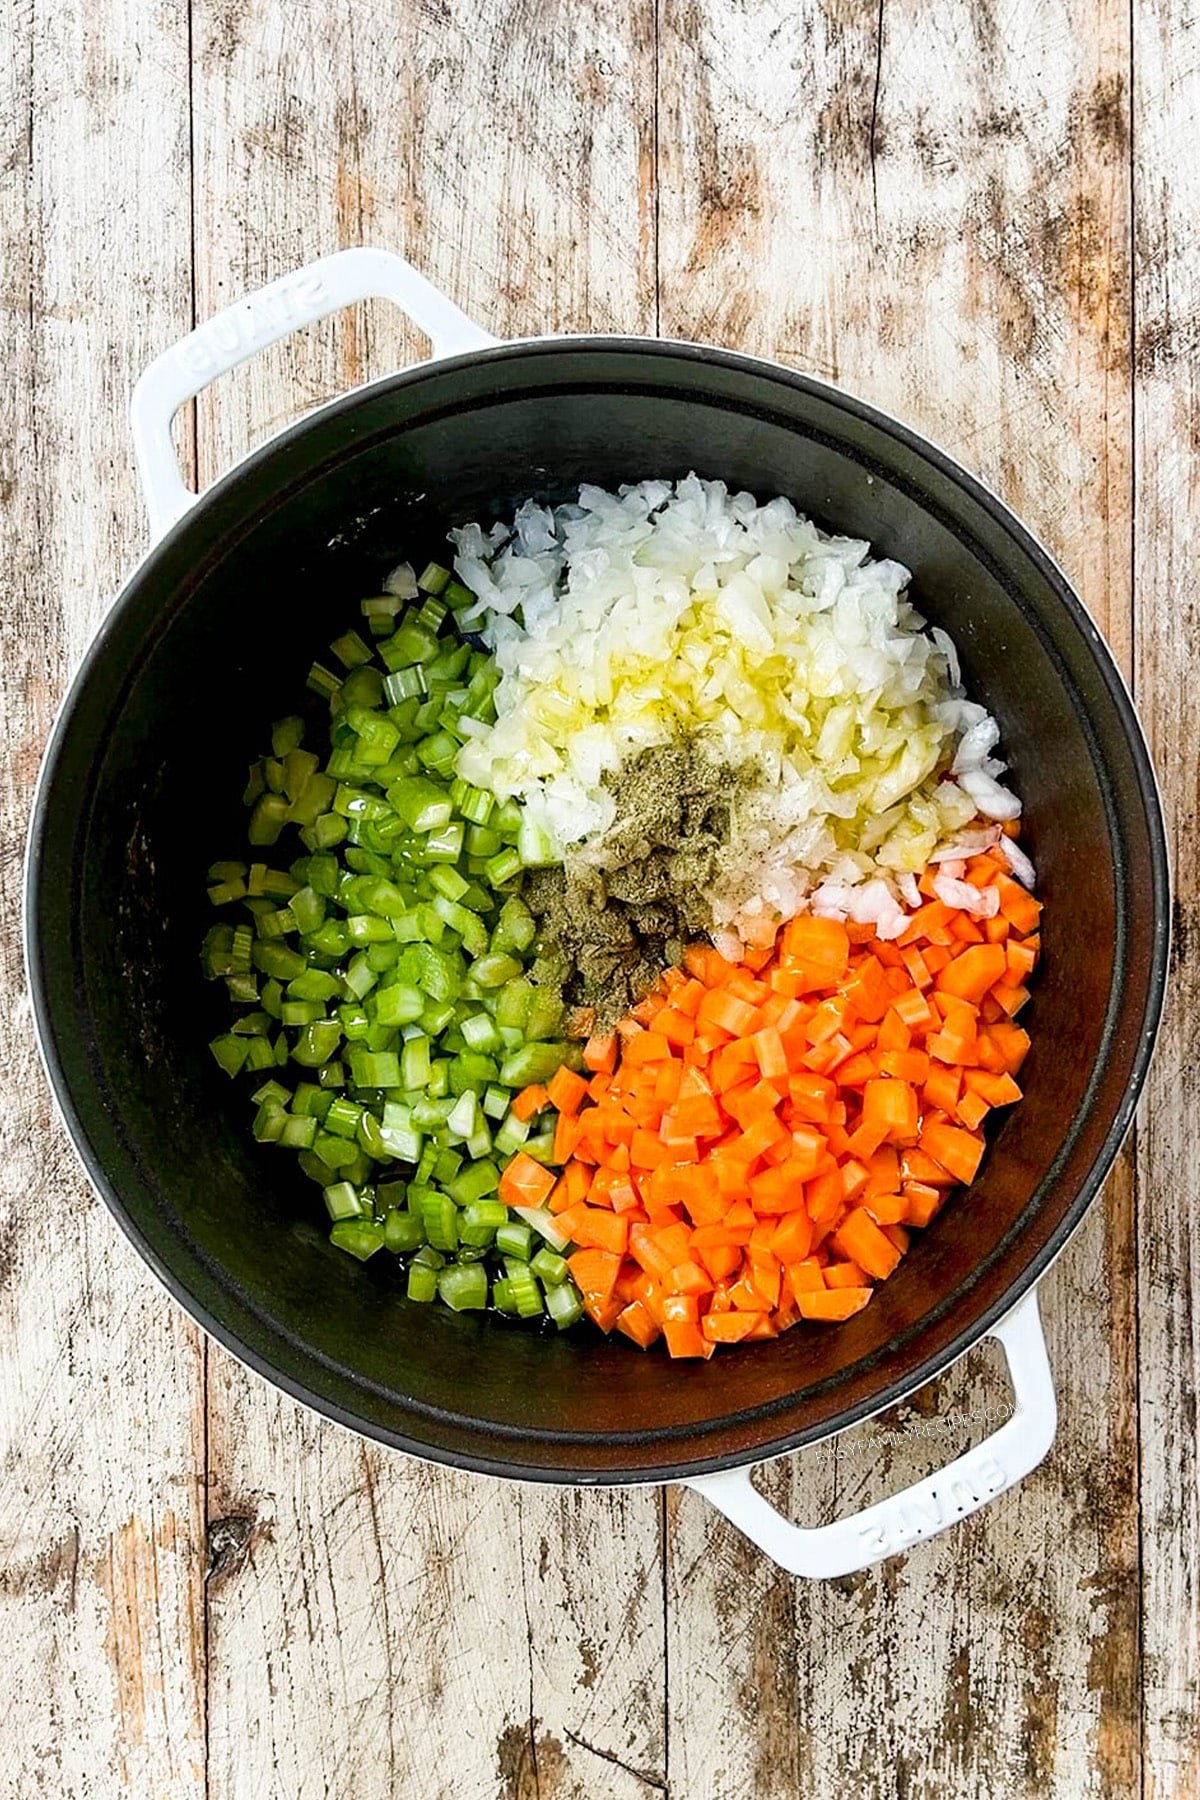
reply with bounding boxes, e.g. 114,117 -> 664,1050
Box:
0,0 -> 1195,1793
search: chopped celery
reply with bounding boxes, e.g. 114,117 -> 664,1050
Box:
323,1181 -> 366,1221
203,569 -> 602,1337
383,1208 -> 425,1253
330,1220 -> 385,1259
546,1281 -> 585,1329
406,1261 -> 438,1303
496,1221 -> 535,1261
531,1247 -> 570,1286
437,1263 -> 487,1310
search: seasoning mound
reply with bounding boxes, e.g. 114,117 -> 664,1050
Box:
524,738 -> 763,1028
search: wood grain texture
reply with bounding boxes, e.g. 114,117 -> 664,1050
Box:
3,0 -> 1196,1791
1133,0 -> 1200,1792
0,2 -> 207,1796
190,1 -> 664,1795
658,1 -> 1139,1795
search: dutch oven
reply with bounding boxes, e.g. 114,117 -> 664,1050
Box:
25,250 -> 1169,1575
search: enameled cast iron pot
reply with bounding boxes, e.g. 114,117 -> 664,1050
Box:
25,251 -> 1169,1577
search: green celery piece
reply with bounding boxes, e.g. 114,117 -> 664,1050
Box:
531,1247 -> 570,1286
524,986 -> 564,1042
331,629 -> 374,669
546,1281 -> 585,1329
496,1220 -> 535,1261
472,953 -> 523,989
279,1114 -> 318,1150
209,1034 -> 249,1077
323,1181 -> 365,1221
348,1048 -> 401,1089
429,864 -> 469,902
504,1260 -> 544,1318
467,825 -> 503,859
417,561 -> 450,595
482,1082 -> 510,1121
374,983 -> 425,1027
400,1034 -> 432,1090
387,775 -> 452,834
271,716 -> 305,756
380,620 -> 439,670
483,848 -> 522,888
437,1263 -> 487,1310
292,1021 -> 343,1067
330,1219 -> 385,1260
383,1209 -> 424,1253
291,886 -> 326,934
325,1096 -> 363,1139
423,821 -> 464,862
491,896 -> 537,955
445,1090 -> 478,1142
446,1159 -> 501,1205
492,798 -> 524,841
252,1101 -> 286,1142
419,1189 -> 459,1252
406,1261 -> 439,1302
248,794 -> 290,846
498,1042 -> 572,1088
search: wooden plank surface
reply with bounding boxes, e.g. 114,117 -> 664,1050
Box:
1,0 -> 1195,1792
0,4 -> 208,1798
1133,0 -> 1200,1792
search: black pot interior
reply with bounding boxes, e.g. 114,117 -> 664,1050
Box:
28,342 -> 1167,1480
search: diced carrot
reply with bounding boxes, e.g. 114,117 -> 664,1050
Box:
964,1069 -> 1023,1106
864,1191 -> 909,1226
1006,940 -> 1038,983
797,1286 -> 873,1321
570,1206 -> 629,1256
769,1210 -> 814,1263
615,1301 -> 660,1348
936,943 -> 1008,1004
511,1084 -> 549,1122
987,1021 -> 1032,1074
697,989 -> 760,1038
784,1258 -> 826,1299
663,1318 -> 712,1359
582,1033 -> 618,1074
547,1065 -> 590,1115
860,1077 -> 920,1145
702,1310 -> 761,1343
919,1120 -> 986,1185
779,915 -> 850,989
697,1242 -> 743,1282
498,1151 -> 557,1209
922,1065 -> 962,1115
832,1208 -> 903,1280
568,1248 -> 622,1310
995,873 -> 1042,935
903,1181 -> 943,1226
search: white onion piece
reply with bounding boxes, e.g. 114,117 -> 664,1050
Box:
932,873 -> 1001,917
1000,833 -> 1037,889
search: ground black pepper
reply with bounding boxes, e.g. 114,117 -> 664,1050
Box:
523,738 -> 758,1031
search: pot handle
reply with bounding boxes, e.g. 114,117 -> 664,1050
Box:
130,247 -> 497,540
683,1286 -> 1055,1578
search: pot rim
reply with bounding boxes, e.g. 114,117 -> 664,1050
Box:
24,333 -> 1171,1483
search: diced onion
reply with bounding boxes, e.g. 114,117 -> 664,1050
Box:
451,477 -> 1024,942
